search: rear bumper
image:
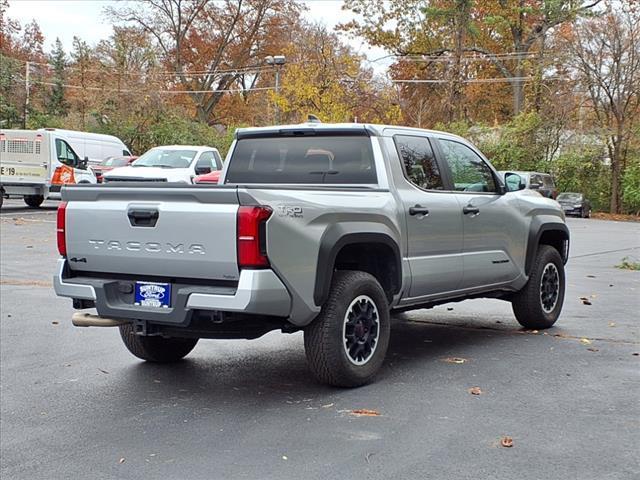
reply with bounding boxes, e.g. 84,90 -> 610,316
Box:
53,259 -> 292,324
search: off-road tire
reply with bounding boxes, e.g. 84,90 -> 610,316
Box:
119,323 -> 198,362
512,245 -> 565,329
24,195 -> 44,208
304,270 -> 390,387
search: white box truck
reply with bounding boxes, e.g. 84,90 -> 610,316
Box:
0,129 -> 118,208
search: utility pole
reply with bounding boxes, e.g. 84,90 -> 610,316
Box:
24,61 -> 30,129
265,55 -> 286,124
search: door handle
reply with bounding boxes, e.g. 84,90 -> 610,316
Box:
463,206 -> 480,215
409,205 -> 430,216
128,209 -> 159,227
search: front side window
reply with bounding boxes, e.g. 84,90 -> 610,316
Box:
55,139 -> 79,166
196,152 -> 215,173
225,136 -> 376,184
213,150 -> 222,168
438,139 -> 496,193
132,149 -> 197,169
542,175 -> 555,187
394,135 -> 444,190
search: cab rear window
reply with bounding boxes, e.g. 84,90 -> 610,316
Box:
225,136 -> 377,184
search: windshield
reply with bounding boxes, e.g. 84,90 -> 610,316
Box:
133,149 -> 197,168
557,193 -> 582,201
101,156 -> 131,167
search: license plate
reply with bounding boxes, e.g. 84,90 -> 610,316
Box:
134,282 -> 171,308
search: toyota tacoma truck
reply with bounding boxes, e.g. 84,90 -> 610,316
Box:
54,123 -> 569,387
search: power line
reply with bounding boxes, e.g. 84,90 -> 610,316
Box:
5,55 -> 293,77
23,78 -> 275,95
392,76 -> 572,84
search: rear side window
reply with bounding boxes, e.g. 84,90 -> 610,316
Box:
225,136 -> 377,184
394,135 -> 444,190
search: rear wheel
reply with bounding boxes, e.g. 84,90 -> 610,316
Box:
119,323 -> 198,362
24,195 -> 44,208
511,245 -> 565,329
304,271 -> 390,387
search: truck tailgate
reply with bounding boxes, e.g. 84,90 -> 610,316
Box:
63,185 -> 240,281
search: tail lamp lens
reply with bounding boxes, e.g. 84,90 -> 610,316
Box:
237,206 -> 272,268
57,201 -> 67,256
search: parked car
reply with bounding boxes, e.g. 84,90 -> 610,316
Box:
54,122 -> 569,387
1,129 -> 97,208
194,170 -> 221,184
499,171 -> 558,199
91,156 -> 138,183
557,192 -> 591,218
103,146 -> 222,184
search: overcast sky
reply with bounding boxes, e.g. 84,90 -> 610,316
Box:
7,0 -> 388,69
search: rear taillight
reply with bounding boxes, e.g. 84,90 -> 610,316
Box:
57,201 -> 67,256
237,206 -> 272,268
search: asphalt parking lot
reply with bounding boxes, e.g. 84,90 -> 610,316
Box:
1,198 -> 639,480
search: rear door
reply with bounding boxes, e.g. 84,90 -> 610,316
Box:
435,137 -> 523,289
393,134 -> 463,298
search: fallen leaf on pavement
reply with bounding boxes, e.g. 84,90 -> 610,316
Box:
580,338 -> 592,345
586,275 -> 596,278
282,455 -> 288,460
632,353 -> 639,356
500,436 -> 514,448
468,386 -> 482,395
442,357 -> 467,364
321,403 -> 334,408
51,321 -> 59,325
608,322 -> 616,327
580,297 -> 592,305
98,368 -> 109,374
118,458 -> 125,464
587,348 -> 599,352
350,409 -> 381,417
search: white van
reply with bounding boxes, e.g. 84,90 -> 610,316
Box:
38,128 -> 131,166
104,145 -> 222,184
0,129 -> 100,208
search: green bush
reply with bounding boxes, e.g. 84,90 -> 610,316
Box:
550,149 -> 610,211
622,159 -> 640,215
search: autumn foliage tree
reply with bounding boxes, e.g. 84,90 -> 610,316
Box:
563,6 -> 640,213
107,0 -> 302,123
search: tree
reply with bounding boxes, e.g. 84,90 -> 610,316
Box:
565,6 -> 640,213
46,38 -> 68,116
70,36 -> 94,129
107,0 -> 301,123
341,0 -> 602,115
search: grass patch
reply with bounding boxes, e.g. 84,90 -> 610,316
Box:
616,257 -> 640,271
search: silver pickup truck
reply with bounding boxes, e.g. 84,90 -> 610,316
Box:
54,123 -> 569,387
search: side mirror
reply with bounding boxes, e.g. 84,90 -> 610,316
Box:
78,156 -> 88,169
504,172 -> 525,192
195,166 -> 212,175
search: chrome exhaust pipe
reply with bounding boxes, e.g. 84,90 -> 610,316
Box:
71,312 -> 127,327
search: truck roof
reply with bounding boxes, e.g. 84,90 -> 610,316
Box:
235,122 -> 467,142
